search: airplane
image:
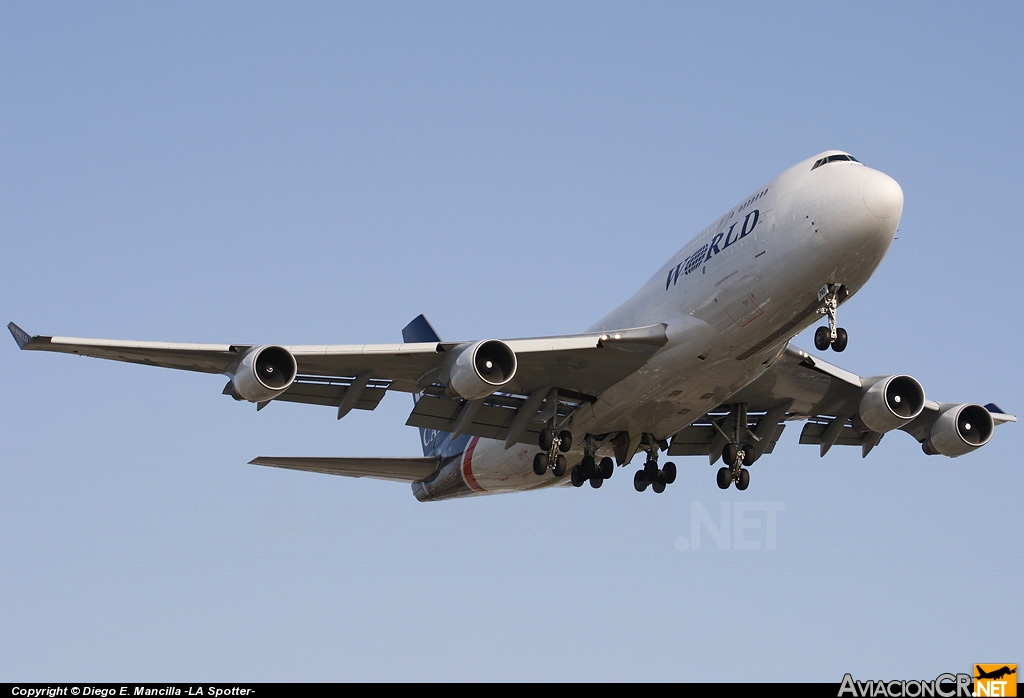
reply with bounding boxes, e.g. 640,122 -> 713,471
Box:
975,667 -> 1016,681
8,150 -> 1016,501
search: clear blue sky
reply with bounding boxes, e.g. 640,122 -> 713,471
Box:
2,1 -> 1021,681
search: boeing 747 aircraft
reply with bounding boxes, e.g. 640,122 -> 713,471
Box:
9,151 -> 1015,500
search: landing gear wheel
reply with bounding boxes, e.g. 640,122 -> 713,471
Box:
571,466 -> 586,487
662,461 -> 677,484
814,326 -> 831,351
723,443 -> 739,467
652,481 -> 666,494
538,428 -> 554,451
558,430 -> 573,453
590,476 -> 603,489
736,468 -> 750,490
599,457 -> 614,480
633,470 -> 649,492
553,455 -> 567,477
717,467 -> 732,490
832,327 -> 848,353
740,444 -> 756,466
532,453 -> 549,476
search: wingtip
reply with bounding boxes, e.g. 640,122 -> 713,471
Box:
8,322 -> 32,350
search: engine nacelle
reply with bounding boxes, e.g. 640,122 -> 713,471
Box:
445,339 -> 517,400
230,345 -> 298,402
858,375 -> 926,434
923,404 -> 994,457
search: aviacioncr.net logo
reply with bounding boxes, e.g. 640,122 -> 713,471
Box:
838,673 -> 972,697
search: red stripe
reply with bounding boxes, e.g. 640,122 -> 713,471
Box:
461,436 -> 486,493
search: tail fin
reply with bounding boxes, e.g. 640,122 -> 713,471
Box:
402,314 -> 442,344
402,314 -> 448,457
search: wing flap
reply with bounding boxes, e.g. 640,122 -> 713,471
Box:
667,422 -> 786,456
248,456 -> 440,483
405,387 -> 583,445
263,375 -> 391,412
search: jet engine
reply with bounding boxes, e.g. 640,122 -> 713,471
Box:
445,339 -> 517,400
923,403 -> 994,457
229,345 -> 298,402
857,375 -> 926,433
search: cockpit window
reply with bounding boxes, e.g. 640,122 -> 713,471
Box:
811,154 -> 862,170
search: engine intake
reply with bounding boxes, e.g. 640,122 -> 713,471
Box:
858,375 -> 926,434
230,345 -> 298,403
446,339 -> 517,400
923,404 -> 994,457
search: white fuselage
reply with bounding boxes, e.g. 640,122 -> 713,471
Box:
452,151 -> 905,496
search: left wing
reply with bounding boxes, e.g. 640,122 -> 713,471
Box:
668,344 -> 1015,461
8,321 -> 668,446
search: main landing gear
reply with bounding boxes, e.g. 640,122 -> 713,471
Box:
814,284 -> 848,352
717,443 -> 751,491
633,446 -> 676,494
570,453 -> 614,489
533,427 -> 572,477
715,404 -> 755,490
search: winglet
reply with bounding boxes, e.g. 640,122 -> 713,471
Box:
986,403 -> 1017,424
8,322 -> 33,350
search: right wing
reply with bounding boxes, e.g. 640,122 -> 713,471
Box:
9,320 -> 668,446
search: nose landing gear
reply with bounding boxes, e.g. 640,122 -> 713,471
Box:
814,284 -> 849,352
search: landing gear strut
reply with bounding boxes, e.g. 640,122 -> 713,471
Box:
814,284 -> 848,352
633,441 -> 676,494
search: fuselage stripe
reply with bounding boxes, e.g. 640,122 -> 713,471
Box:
461,436 -> 486,493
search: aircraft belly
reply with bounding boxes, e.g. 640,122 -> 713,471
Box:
457,438 -> 567,494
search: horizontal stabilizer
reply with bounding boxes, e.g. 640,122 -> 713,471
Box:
248,455 -> 441,483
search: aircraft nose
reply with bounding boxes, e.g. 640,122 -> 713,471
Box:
862,171 -> 903,221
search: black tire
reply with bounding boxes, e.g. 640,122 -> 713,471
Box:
740,444 -> 756,465
652,481 -> 666,494
538,428 -> 554,451
662,461 -> 677,484
553,455 -> 567,477
723,443 -> 739,466
571,466 -> 586,487
814,326 -> 831,351
633,470 -> 648,492
832,327 -> 848,352
590,476 -> 603,489
717,467 -> 732,489
580,454 -> 596,479
599,457 -> 614,480
532,452 -> 548,476
558,430 -> 573,453
737,468 -> 750,490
